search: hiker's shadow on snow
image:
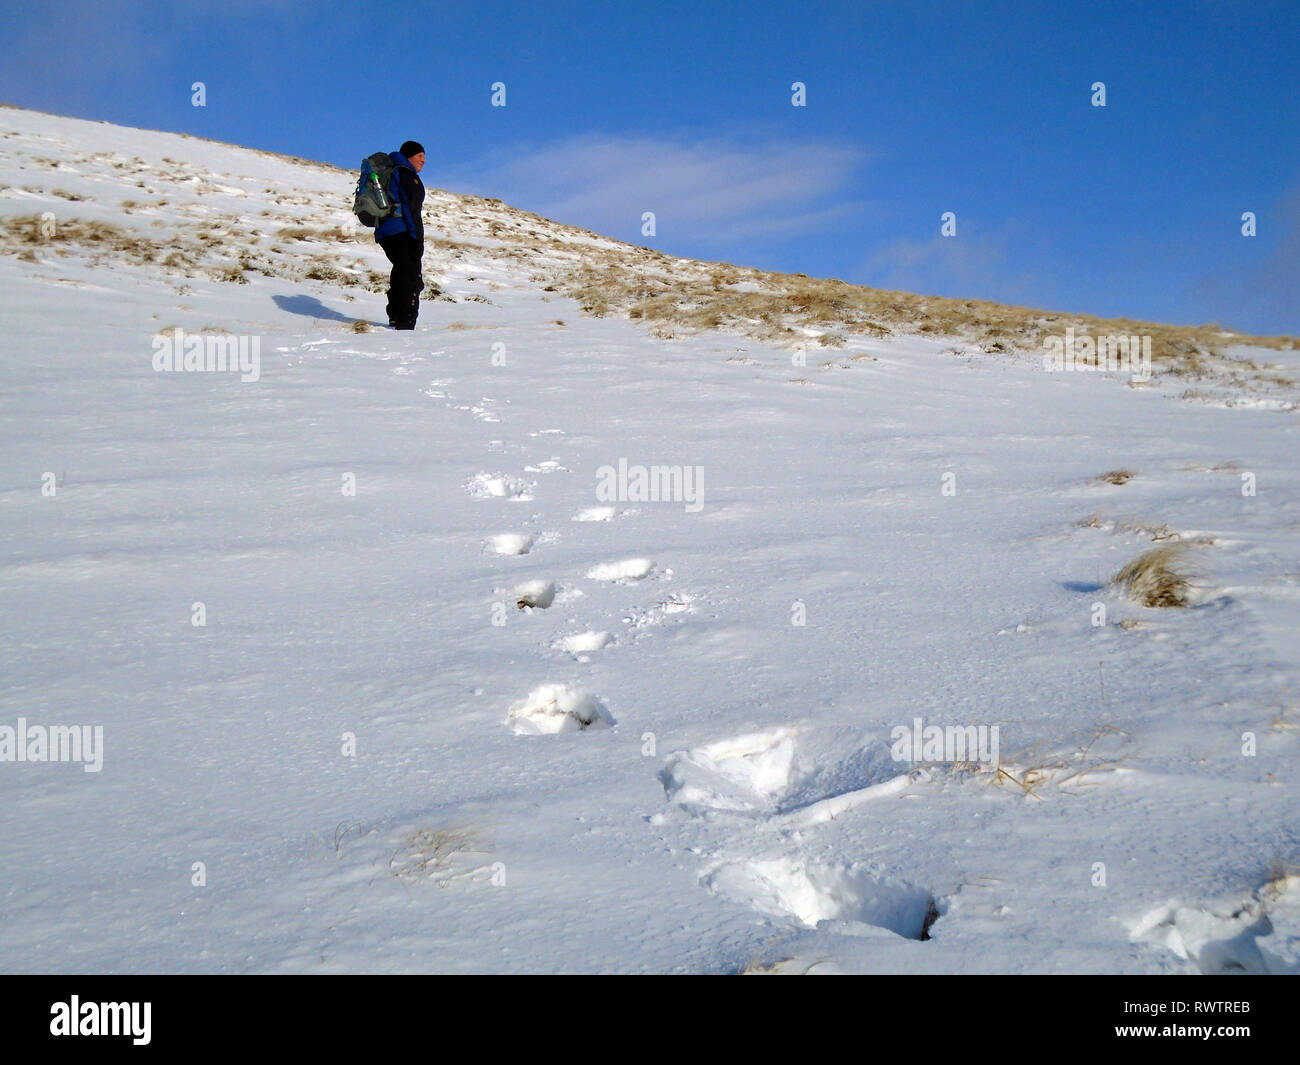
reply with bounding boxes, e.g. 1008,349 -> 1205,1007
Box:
272,294 -> 359,324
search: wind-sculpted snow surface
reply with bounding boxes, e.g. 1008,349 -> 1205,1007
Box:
1,105 -> 1298,974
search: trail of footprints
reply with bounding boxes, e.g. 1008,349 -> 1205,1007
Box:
448,378 -> 935,950
458,415 -> 695,734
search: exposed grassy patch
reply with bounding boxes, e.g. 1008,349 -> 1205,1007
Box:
985,724 -> 1132,797
278,224 -> 356,243
1111,544 -> 1198,608
389,823 -> 489,885
546,246 -> 1295,387
1097,469 -> 1136,485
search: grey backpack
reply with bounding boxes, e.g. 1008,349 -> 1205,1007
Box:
353,152 -> 397,227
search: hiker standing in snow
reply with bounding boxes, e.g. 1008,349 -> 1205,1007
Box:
374,140 -> 426,330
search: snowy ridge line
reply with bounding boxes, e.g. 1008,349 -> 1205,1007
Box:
1,103 -> 1295,405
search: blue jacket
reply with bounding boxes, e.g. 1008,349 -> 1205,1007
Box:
374,151 -> 424,243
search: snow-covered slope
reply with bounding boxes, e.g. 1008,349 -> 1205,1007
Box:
1,105 -> 1297,974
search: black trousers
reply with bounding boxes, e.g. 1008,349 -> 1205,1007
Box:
377,234 -> 424,328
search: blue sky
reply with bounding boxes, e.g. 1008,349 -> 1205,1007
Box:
4,0 -> 1297,333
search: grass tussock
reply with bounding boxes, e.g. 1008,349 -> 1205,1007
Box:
349,319 -> 371,333
1111,544 -> 1198,608
302,259 -> 347,283
1097,469 -> 1136,485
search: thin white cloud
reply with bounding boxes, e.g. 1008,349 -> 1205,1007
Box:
444,132 -> 873,247
858,219 -> 1045,304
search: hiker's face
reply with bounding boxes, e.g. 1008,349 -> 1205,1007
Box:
409,152 -> 426,172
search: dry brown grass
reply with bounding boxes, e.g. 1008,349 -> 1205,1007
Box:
1111,544 -> 1198,608
986,724 -> 1132,798
1,213 -> 169,264
302,258 -> 347,283
1097,469 -> 1136,485
388,823 -> 489,885
278,224 -> 356,243
544,244 -> 1295,385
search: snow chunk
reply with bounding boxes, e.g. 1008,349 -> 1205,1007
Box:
662,728 -> 797,813
507,684 -> 615,735
514,580 -> 555,609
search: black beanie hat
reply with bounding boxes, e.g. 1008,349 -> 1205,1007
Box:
400,140 -> 425,159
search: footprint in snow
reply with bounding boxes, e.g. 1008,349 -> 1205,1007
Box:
622,592 -> 695,630
466,472 -> 534,501
573,506 -> 615,522
553,630 -> 611,660
587,558 -> 653,582
703,858 -> 939,940
488,533 -> 533,556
